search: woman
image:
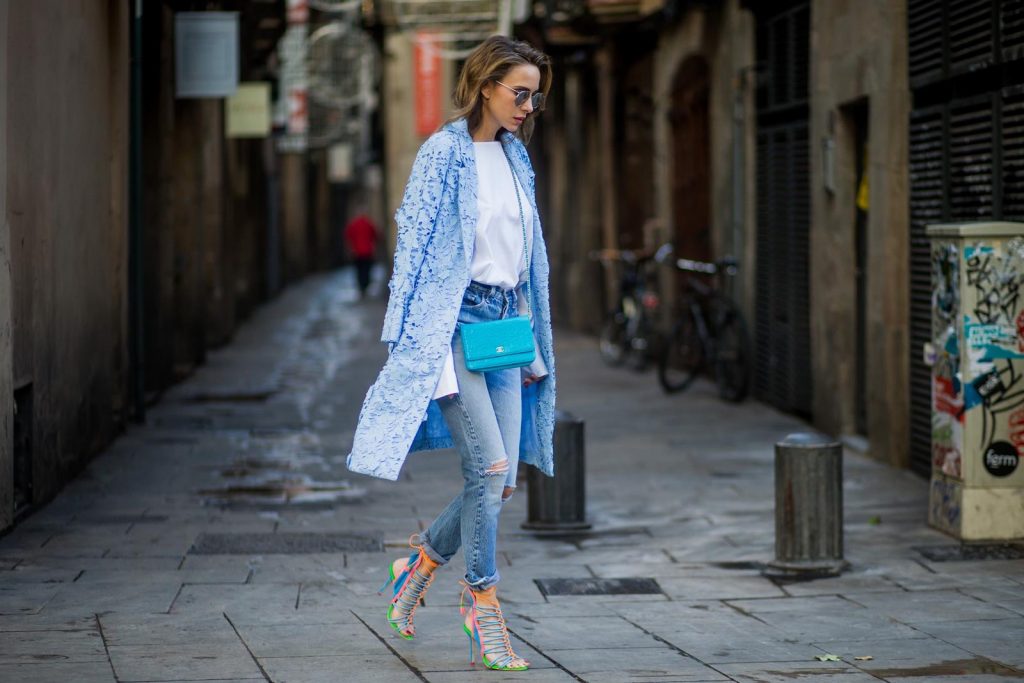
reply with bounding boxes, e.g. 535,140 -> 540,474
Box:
347,36 -> 556,671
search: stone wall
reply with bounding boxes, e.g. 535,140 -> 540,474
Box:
4,0 -> 130,513
809,0 -> 909,465
0,0 -> 13,530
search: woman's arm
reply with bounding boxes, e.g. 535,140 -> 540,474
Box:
381,132 -> 457,345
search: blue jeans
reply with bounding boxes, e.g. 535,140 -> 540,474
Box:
419,281 -> 522,590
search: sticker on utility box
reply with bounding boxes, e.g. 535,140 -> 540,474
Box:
966,324 -> 1016,349
982,440 -> 1020,478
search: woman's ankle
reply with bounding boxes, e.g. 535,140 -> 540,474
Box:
419,552 -> 440,572
471,585 -> 499,605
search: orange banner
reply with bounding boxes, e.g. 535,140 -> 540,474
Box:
414,32 -> 443,137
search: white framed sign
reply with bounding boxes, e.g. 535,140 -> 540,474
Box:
175,12 -> 239,99
226,83 -> 271,138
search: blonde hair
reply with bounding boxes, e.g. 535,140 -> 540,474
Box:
446,36 -> 552,143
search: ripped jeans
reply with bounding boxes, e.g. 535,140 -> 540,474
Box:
419,281 -> 522,590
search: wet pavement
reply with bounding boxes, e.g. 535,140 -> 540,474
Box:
1,269 -> 1023,682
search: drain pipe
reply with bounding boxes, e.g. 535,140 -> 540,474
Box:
731,65 -> 755,304
128,0 -> 145,421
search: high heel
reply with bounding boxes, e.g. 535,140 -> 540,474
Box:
379,535 -> 438,639
460,582 -> 529,671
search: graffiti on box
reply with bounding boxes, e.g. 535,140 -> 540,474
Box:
964,241 -> 1024,459
932,238 -> 1024,478
964,242 -> 1024,328
931,242 -> 963,477
932,375 -> 963,478
929,476 -> 961,532
932,242 -> 959,340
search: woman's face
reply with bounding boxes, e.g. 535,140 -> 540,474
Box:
480,63 -> 542,136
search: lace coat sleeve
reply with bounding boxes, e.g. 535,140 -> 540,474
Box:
381,132 -> 457,345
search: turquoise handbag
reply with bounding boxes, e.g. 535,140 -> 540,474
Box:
459,145 -> 536,373
460,315 -> 535,372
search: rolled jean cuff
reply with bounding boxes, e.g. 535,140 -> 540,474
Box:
464,570 -> 501,591
417,534 -> 449,566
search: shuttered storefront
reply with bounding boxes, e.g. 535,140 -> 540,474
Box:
753,2 -> 812,415
907,0 -> 1024,475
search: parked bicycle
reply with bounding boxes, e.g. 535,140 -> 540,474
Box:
657,249 -> 751,401
590,247 -> 664,370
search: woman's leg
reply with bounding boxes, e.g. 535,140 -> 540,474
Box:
420,339 -> 516,588
485,367 -> 522,502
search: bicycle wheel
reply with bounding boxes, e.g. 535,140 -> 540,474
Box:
627,316 -> 652,372
714,308 -> 751,402
658,309 -> 704,393
599,311 -> 629,366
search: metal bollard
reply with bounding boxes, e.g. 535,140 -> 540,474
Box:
522,410 -> 591,532
766,433 -> 849,578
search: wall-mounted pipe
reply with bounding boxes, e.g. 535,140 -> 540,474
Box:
129,0 -> 145,421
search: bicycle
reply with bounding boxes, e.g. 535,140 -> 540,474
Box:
590,247 -> 663,371
656,250 -> 751,401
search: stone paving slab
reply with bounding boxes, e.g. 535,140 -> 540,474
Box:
848,589 -> 1021,623
0,627 -> 108,664
0,613 -> 99,633
657,574 -> 787,600
424,670 -> 580,682
773,572 -> 905,597
42,580 -> 182,617
513,613 -> 665,651
106,645 -> 263,682
234,620 -> 384,658
545,647 -> 729,682
807,636 -> 984,674
713,661 -> 879,682
170,583 -> 301,615
884,677 -> 1024,683
0,660 -> 117,682
0,582 -> 62,615
909,617 -> 1024,669
631,627 -> 828,665
259,654 -> 425,683
736,605 -> 923,643
98,613 -> 242,647
0,564 -> 83,583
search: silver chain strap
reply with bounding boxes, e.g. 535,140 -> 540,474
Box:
501,144 -> 532,318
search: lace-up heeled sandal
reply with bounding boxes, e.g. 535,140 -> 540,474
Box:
377,535 -> 438,639
460,582 -> 529,671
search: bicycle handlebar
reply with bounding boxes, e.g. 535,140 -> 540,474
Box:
657,246 -> 739,276
587,248 -> 656,265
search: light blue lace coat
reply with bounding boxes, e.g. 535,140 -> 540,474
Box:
346,119 -> 556,481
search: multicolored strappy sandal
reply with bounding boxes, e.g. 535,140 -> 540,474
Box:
460,582 -> 530,671
377,535 -> 438,639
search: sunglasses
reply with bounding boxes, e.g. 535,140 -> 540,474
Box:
494,80 -> 545,110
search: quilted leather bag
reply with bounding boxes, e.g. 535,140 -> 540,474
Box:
460,315 -> 535,372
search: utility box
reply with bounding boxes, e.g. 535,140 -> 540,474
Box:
926,222 -> 1024,540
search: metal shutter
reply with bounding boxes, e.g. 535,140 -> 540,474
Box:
1002,0 -> 1024,62
753,2 -> 812,416
908,0 -> 945,87
908,107 -> 947,476
1004,85 -> 1024,220
948,96 -> 996,219
948,0 -> 996,74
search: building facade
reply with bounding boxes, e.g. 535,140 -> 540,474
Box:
517,0 -> 1022,490
0,0 -> 358,531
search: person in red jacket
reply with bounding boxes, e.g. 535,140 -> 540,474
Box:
344,210 -> 378,298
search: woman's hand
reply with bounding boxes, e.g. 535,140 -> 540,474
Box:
522,373 -> 545,387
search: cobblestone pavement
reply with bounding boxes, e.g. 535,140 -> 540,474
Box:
2,270 -> 1023,682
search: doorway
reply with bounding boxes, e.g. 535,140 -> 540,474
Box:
849,102 -> 869,437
